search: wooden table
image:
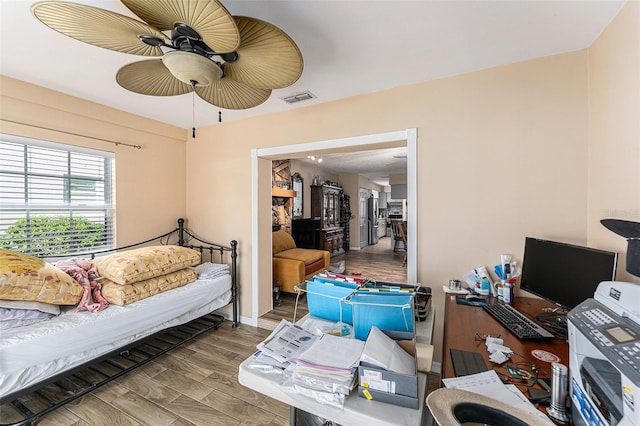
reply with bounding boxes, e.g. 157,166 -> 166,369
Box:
441,295 -> 569,382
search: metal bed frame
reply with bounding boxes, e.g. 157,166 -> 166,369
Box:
0,218 -> 238,426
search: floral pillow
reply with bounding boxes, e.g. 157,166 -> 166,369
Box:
101,268 -> 198,306
0,248 -> 83,305
92,245 -> 200,285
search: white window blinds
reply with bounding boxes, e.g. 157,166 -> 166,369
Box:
0,134 -> 115,257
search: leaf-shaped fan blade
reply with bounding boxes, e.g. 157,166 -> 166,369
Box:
116,60 -> 192,96
32,1 -> 166,56
224,16 -> 303,90
121,0 -> 240,54
195,78 -> 271,110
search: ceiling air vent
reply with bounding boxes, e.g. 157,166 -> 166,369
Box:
281,90 -> 316,104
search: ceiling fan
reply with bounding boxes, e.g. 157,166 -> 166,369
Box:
31,0 -> 304,111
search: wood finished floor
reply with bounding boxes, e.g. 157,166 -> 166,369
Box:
19,238 -> 437,426
19,322 -> 287,426
333,236 -> 408,283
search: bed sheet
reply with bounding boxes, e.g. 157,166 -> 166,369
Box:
0,274 -> 231,399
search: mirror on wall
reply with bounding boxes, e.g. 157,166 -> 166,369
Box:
292,173 -> 303,218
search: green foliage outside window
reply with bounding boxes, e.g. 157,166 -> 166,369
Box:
0,216 -> 106,257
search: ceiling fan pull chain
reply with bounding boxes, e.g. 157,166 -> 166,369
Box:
191,82 -> 197,138
219,110 -> 222,123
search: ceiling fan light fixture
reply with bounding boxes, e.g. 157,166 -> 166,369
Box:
32,0 -> 303,112
161,51 -> 221,87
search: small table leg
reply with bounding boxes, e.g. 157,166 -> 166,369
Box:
289,405 -> 296,425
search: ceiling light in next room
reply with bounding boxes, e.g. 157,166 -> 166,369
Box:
282,90 -> 316,104
307,155 -> 323,163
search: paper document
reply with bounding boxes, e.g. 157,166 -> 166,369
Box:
296,333 -> 364,370
442,285 -> 469,294
360,326 -> 415,375
257,319 -> 318,363
247,350 -> 290,374
442,370 -> 548,419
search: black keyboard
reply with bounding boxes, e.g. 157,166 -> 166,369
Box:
482,303 -> 554,340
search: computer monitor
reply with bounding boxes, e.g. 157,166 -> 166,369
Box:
520,237 -> 618,311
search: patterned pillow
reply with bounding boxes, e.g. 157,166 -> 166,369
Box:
0,248 -> 83,305
92,245 -> 200,285
101,268 -> 198,306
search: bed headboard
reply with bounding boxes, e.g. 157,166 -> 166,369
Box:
176,218 -> 238,326
46,218 -> 239,327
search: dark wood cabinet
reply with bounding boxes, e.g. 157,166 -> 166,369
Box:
311,184 -> 344,255
320,227 -> 343,254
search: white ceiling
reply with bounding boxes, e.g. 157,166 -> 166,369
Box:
0,0 -> 626,185
297,146 -> 408,186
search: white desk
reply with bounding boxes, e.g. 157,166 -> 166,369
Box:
239,358 -> 428,426
238,309 -> 435,425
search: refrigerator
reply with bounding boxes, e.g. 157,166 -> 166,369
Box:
367,197 -> 379,245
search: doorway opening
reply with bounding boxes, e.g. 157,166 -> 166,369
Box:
250,129 -> 417,326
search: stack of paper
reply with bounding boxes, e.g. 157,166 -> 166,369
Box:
256,319 -> 318,364
285,333 -> 365,407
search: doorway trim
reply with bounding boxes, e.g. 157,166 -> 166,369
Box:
250,129 -> 417,324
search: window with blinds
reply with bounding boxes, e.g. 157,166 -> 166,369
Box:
0,134 -> 115,257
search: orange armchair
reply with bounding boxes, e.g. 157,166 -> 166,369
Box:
272,230 -> 330,293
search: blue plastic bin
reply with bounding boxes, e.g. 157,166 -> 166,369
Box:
348,292 -> 415,340
302,279 -> 359,324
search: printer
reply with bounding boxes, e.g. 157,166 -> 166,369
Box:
568,281 -> 640,425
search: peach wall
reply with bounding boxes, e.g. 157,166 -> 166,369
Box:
587,1 -> 640,283
0,76 -> 188,244
186,51 -> 590,363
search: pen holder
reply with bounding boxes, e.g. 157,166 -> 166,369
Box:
494,282 -> 504,301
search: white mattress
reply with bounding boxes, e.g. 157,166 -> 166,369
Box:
0,274 -> 231,399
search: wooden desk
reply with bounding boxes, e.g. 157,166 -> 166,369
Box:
442,295 -> 569,380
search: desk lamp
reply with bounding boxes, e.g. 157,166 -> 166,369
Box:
601,219 -> 640,278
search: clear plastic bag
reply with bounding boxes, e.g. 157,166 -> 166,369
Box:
281,378 -> 346,409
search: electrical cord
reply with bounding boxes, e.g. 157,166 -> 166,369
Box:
515,309 -> 568,340
492,368 -> 552,405
535,313 -> 569,340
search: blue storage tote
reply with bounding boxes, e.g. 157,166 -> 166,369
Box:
348,292 -> 415,340
299,279 -> 359,324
